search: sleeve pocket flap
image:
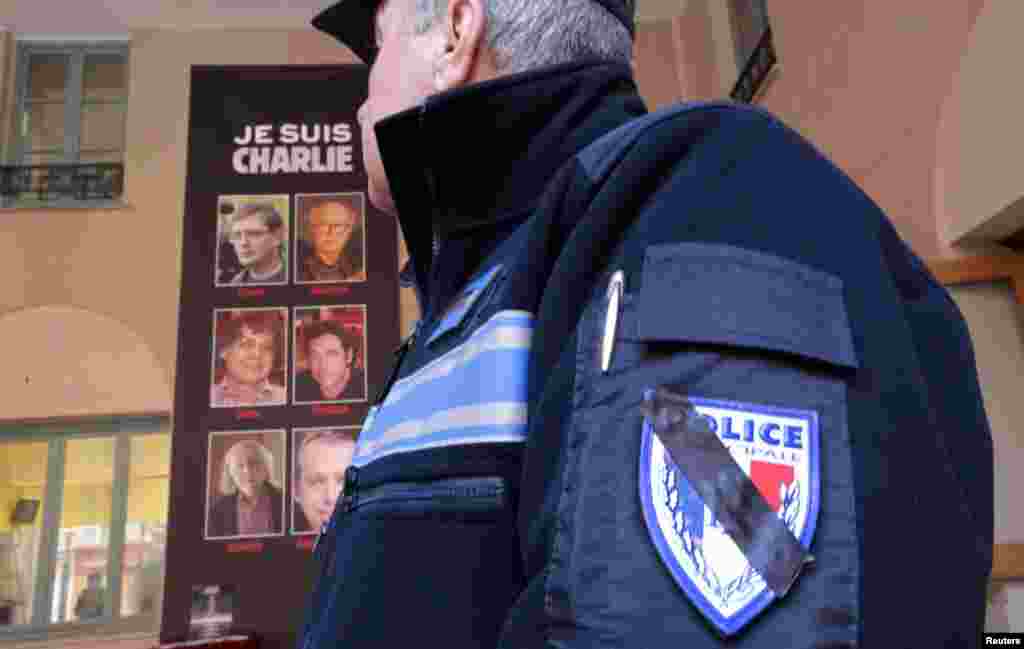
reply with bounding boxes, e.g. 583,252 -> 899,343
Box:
636,243 -> 859,369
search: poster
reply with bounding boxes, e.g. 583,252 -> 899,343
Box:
162,66 -> 399,648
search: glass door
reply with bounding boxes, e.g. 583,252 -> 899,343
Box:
50,437 -> 115,623
120,435 -> 170,617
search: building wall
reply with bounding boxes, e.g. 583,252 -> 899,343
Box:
758,1 -> 989,260
0,306 -> 170,421
940,0 -> 1024,245
626,1 -> 1001,261
633,19 -> 684,111
631,0 -> 738,110
0,29 -> 362,422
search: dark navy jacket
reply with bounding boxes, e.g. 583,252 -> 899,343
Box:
299,60 -> 993,649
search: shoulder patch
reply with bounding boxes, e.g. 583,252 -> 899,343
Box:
639,396 -> 820,636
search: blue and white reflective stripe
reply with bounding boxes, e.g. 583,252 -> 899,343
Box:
386,313 -> 532,407
353,310 -> 533,466
355,402 -> 527,460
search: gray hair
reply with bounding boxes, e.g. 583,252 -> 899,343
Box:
219,439 -> 278,495
294,429 -> 358,488
412,0 -> 632,73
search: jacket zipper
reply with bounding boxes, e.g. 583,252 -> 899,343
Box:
339,476 -> 507,515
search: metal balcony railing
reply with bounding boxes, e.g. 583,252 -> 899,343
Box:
0,162 -> 124,206
730,27 -> 778,104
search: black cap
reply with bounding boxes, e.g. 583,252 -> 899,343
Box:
312,0 -> 635,65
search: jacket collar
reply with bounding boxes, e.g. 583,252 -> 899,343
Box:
375,60 -> 646,313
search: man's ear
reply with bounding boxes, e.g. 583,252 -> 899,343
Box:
345,347 -> 355,367
434,0 -> 492,91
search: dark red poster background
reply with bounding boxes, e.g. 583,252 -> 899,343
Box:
163,65 -> 399,648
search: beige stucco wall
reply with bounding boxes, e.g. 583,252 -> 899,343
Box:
756,1 -> 982,260
0,306 -> 170,421
631,0 -> 740,110
633,19 -> 684,111
635,0 -> 1002,261
703,0 -> 738,97
941,0 -> 1024,245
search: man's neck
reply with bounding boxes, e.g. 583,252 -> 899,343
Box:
318,380 -> 347,400
221,376 -> 266,398
248,257 -> 282,279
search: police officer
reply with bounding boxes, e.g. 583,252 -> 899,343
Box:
300,0 -> 994,647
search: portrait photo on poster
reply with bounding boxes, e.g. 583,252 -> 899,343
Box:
210,308 -> 289,408
292,305 -> 368,405
291,427 -> 359,534
205,430 -> 287,541
294,192 -> 367,284
189,584 -> 238,641
214,194 -> 290,287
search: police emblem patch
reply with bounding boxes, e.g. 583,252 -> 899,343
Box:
639,396 -> 820,636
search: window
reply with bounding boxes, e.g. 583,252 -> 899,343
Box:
0,418 -> 168,640
726,0 -> 777,104
3,41 -> 129,207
